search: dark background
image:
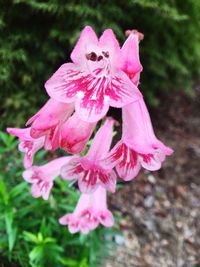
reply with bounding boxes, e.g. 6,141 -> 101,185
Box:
1,0 -> 200,128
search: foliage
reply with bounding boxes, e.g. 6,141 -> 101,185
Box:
0,0 -> 200,127
0,131 -> 117,267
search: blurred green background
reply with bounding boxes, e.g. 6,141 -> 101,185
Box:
1,0 -> 200,128
0,0 -> 200,266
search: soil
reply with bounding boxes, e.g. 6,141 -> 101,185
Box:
104,88 -> 200,267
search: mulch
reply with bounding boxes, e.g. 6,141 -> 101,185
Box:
104,87 -> 200,267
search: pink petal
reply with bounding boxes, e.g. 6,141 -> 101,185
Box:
116,157 -> 141,181
7,127 -> 31,139
103,141 -> 124,169
42,182 -> 53,200
99,210 -> 114,227
59,214 -> 78,226
44,124 -> 60,150
61,157 -> 83,181
80,224 -> 90,235
45,63 -> 79,104
46,62 -> 142,122
86,118 -> 114,159
78,170 -> 98,194
59,214 -> 70,225
99,169 -> 117,193
140,152 -> 162,171
77,163 -> 116,194
68,225 -> 79,234
99,29 -> 121,68
117,144 -> 141,181
75,95 -> 109,122
23,168 -> 35,183
61,112 -> 96,154
76,160 -> 116,194
131,72 -> 141,87
27,99 -> 73,139
121,33 -> 143,81
105,142 -> 141,181
23,154 -> 33,169
31,183 -> 42,198
70,25 -> 98,65
122,99 -> 173,155
75,69 -> 142,122
108,70 -> 142,108
45,62 -> 109,122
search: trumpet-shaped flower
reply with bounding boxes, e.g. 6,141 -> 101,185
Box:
59,186 -> 114,234
26,98 -> 74,150
121,30 -> 143,86
61,118 -> 116,193
7,127 -> 45,168
60,112 -> 96,154
105,99 -> 173,180
45,26 -> 142,122
23,156 -> 72,200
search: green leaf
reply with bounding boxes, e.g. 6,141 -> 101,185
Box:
79,258 -> 88,267
79,233 -> 88,245
59,257 -> 78,266
29,245 -> 43,265
10,182 -> 28,198
5,213 -> 17,252
23,231 -> 39,244
44,237 -> 56,244
0,131 -> 14,146
0,177 -> 9,205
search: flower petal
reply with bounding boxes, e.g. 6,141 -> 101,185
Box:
99,29 -> 121,67
61,158 -> 83,181
121,32 -> 143,80
59,214 -> 71,225
23,168 -> 35,182
78,170 -> 98,194
44,125 -> 60,151
7,127 -> 31,140
122,99 -> 173,155
70,25 -> 98,65
27,99 -> 73,140
140,152 -> 162,171
105,142 -> 141,181
80,225 -> 90,235
23,153 -> 34,169
45,63 -> 80,104
61,112 -> 96,154
99,169 -> 117,193
103,141 -> 124,169
75,95 -> 109,122
86,118 -> 114,159
116,157 -> 141,181
46,62 -> 141,122
99,210 -> 114,227
31,183 -> 43,198
108,70 -> 142,108
116,144 -> 141,181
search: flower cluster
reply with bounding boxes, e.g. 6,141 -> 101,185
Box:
7,26 -> 173,234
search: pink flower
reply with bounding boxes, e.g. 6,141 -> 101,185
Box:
61,118 -> 116,193
23,156 -> 72,200
121,30 -> 143,86
59,186 -> 114,234
105,98 -> 173,181
45,26 -> 142,122
7,127 -> 45,168
26,98 -> 74,150
60,112 -> 96,154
